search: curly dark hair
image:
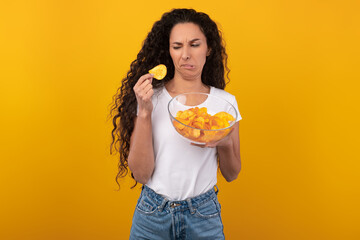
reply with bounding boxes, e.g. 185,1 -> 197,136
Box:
108,8 -> 230,189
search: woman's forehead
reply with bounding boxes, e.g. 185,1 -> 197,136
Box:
169,23 -> 206,42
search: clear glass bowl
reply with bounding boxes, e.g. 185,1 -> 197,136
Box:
168,92 -> 237,145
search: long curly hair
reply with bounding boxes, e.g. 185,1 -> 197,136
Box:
109,8 -> 230,189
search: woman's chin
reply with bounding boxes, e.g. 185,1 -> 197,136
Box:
176,70 -> 202,81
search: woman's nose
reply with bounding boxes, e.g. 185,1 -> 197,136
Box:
181,46 -> 191,60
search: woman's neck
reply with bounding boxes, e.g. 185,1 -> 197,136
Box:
165,75 -> 210,97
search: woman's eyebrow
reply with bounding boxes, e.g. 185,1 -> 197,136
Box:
189,38 -> 200,43
171,38 -> 201,45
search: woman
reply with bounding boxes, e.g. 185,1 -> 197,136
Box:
110,8 -> 242,239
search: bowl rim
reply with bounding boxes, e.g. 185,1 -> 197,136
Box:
167,92 -> 238,131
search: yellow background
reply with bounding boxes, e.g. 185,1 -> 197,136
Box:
1,0 -> 359,239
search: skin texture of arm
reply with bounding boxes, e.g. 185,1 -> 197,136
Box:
127,73 -> 155,184
192,122 -> 241,181
216,122 -> 241,182
128,115 -> 155,184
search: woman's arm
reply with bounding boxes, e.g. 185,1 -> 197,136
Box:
216,122 -> 241,182
128,115 -> 155,184
192,122 -> 241,181
127,73 -> 155,184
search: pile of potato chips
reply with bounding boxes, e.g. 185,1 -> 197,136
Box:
172,107 -> 235,143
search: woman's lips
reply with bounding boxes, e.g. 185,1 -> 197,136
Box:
181,64 -> 195,69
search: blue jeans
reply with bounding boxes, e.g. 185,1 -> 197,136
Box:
129,185 -> 225,240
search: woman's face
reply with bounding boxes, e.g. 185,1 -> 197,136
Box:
169,22 -> 210,80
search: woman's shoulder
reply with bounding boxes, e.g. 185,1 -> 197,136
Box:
210,86 -> 236,102
210,86 -> 242,121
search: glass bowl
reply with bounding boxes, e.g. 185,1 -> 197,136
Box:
168,92 -> 238,145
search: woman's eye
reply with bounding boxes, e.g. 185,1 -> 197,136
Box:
173,46 -> 181,49
191,44 -> 200,47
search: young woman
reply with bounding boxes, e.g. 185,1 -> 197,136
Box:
110,8 -> 242,239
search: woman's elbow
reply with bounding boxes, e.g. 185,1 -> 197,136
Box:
224,173 -> 238,182
134,177 -> 150,185
128,161 -> 152,184
224,165 -> 241,182
132,172 -> 151,184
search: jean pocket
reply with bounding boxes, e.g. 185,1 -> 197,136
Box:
194,199 -> 221,219
136,192 -> 158,215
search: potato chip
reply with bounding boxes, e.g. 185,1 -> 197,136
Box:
176,111 -> 183,118
174,117 -> 190,130
172,107 -> 235,143
179,110 -> 194,119
149,64 -> 167,80
190,129 -> 201,138
213,112 -> 235,122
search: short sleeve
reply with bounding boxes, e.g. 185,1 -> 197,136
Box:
232,96 -> 242,122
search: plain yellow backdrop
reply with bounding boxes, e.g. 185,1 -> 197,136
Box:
1,0 -> 359,239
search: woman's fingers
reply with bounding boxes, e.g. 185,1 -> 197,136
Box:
205,128 -> 235,147
133,73 -> 154,116
139,80 -> 152,92
136,80 -> 152,99
143,83 -> 153,96
144,88 -> 154,101
134,74 -> 154,100
190,143 -> 207,148
134,73 -> 154,89
137,82 -> 153,101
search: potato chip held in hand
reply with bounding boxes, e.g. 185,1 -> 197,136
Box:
149,64 -> 167,80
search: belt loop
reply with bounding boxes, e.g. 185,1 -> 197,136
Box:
158,198 -> 169,212
214,185 -> 219,195
186,198 -> 196,214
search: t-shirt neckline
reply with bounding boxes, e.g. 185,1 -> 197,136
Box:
163,86 -> 214,100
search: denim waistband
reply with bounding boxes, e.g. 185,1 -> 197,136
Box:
141,185 -> 219,213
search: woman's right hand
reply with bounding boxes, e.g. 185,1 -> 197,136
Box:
133,73 -> 154,117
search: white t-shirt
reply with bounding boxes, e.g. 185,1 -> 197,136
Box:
144,86 -> 242,200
